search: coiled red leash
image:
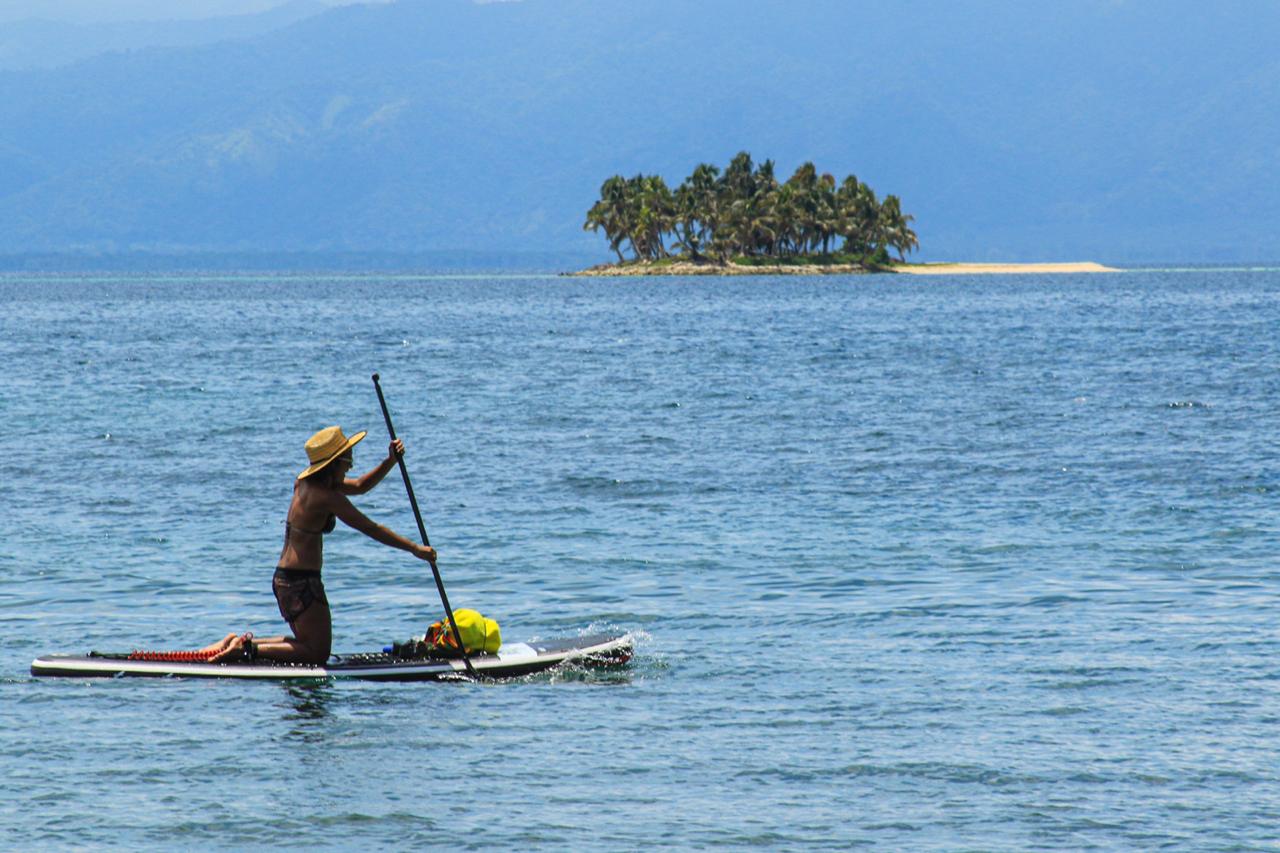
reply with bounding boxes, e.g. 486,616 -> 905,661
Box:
128,632 -> 256,663
128,649 -> 220,662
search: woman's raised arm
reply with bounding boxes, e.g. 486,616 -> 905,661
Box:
341,438 -> 405,495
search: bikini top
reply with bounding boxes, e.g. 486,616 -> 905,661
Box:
285,514 -> 336,540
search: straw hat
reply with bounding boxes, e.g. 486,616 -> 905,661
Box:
297,425 -> 366,480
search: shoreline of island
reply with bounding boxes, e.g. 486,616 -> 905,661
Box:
568,260 -> 1120,277
895,261 -> 1120,275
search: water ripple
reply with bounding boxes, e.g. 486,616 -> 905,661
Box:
2,270 -> 1279,849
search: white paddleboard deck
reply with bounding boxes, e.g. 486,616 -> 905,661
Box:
31,633 -> 632,682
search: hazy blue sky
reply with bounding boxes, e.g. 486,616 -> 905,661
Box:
0,0 -> 1275,262
0,0 -> 382,23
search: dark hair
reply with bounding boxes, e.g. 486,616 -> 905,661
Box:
316,454 -> 349,487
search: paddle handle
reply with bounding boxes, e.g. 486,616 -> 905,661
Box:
372,373 -> 476,677
373,373 -> 430,547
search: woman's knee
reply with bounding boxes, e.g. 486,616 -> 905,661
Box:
300,645 -> 330,665
292,609 -> 332,663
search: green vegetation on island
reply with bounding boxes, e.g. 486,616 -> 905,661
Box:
582,152 -> 918,273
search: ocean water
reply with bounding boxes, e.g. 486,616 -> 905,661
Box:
1,268 -> 1277,850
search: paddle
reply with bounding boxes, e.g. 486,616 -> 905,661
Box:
372,373 -> 477,678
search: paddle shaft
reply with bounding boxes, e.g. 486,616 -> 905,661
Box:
372,373 -> 476,677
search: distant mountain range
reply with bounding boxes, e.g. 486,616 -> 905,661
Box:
0,0 -> 1277,267
0,1 -> 327,71
0,0 -> 364,26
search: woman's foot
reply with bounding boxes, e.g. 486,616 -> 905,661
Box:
199,633 -> 240,655
209,632 -> 254,663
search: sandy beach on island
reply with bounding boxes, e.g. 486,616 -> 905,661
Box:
571,260 -> 1120,277
894,261 -> 1120,275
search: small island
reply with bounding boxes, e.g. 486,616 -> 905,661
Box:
571,151 -> 1117,276
574,152 -> 916,276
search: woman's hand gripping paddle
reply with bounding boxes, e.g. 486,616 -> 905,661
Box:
372,373 -> 477,678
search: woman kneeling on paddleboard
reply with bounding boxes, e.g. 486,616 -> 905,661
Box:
206,425 -> 436,663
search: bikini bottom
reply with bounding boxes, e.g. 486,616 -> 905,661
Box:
272,568 -> 328,625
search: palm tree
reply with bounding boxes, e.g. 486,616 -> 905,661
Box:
879,194 -> 919,261
727,190 -> 780,258
752,159 -> 781,255
784,163 -> 823,254
816,173 -> 839,254
771,183 -> 799,255
672,163 -> 720,261
838,176 -> 880,258
630,174 -> 674,261
720,151 -> 757,203
583,175 -> 631,263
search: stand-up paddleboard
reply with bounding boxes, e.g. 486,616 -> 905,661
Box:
31,633 -> 632,682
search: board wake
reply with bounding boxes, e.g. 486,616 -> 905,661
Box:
31,632 -> 632,682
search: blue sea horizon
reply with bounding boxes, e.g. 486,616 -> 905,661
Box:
2,268 -> 1277,848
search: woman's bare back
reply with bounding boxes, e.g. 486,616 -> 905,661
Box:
277,480 -> 334,570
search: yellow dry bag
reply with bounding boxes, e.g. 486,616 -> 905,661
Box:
424,609 -> 502,655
